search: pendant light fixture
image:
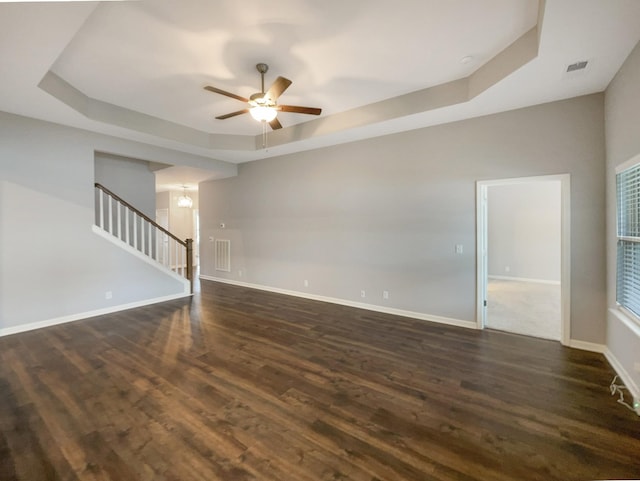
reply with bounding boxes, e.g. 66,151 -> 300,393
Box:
177,186 -> 193,208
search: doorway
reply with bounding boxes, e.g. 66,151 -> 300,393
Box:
156,208 -> 169,265
476,175 -> 571,344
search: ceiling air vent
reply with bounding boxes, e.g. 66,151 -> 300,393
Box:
566,60 -> 588,73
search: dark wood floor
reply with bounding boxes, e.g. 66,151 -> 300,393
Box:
1,280 -> 639,481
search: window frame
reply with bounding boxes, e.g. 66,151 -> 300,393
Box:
615,154 -> 640,326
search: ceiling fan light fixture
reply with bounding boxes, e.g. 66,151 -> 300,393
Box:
205,62 -> 320,130
250,105 -> 278,122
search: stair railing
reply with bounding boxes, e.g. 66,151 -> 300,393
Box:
94,183 -> 193,292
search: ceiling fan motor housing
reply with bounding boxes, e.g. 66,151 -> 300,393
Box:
250,92 -> 274,106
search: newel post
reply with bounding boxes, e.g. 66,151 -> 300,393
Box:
186,238 -> 194,293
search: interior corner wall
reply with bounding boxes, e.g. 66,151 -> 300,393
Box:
604,39 -> 640,394
199,94 -> 606,344
94,152 -> 157,218
0,111 -> 229,331
156,191 -> 170,210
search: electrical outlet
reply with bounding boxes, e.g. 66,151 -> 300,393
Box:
360,290 -> 366,298
105,291 -> 112,300
455,244 -> 463,254
304,279 -> 309,287
383,290 -> 389,300
505,265 -> 510,273
238,269 -> 243,277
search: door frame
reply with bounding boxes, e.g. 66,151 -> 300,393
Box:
476,174 -> 571,345
155,208 -> 170,265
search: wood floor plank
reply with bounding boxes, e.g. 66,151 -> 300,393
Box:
1,279 -> 639,480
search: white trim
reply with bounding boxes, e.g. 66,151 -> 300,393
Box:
615,152 -> 640,174
609,307 -> 640,338
615,160 -> 640,324
92,224 -> 190,293
488,275 -> 561,285
618,235 -> 640,243
200,275 -> 477,330
617,304 -> 640,331
571,312 -> 640,408
476,174 -> 570,186
561,174 -> 571,346
0,292 -> 191,338
476,174 -> 571,346
476,183 -> 488,329
567,339 -> 606,353
604,347 -> 640,402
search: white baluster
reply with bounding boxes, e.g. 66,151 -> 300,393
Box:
117,202 -> 122,240
140,218 -> 145,253
125,208 -> 130,245
133,215 -> 138,250
148,222 -> 152,256
99,190 -> 104,229
108,196 -> 113,234
175,240 -> 179,273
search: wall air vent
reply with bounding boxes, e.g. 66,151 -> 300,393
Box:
566,60 -> 588,73
215,239 -> 231,272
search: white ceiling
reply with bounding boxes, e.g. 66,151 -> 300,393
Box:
51,0 -> 538,134
1,0 -> 640,181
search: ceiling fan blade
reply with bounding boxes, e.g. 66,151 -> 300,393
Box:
269,117 -> 283,130
204,86 -> 249,103
215,109 -> 249,120
265,76 -> 292,101
278,105 -> 322,116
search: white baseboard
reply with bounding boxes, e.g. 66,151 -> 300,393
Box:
604,347 -> 640,402
488,275 -> 561,285
605,309 -> 640,409
0,292 -> 192,338
567,334 -> 639,410
567,339 -> 606,353
199,275 -> 477,330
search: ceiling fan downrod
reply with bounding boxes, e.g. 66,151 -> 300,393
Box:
256,63 -> 268,94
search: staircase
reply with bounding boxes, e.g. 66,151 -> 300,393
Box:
94,183 -> 193,292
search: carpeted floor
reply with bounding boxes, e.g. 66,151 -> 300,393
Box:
487,278 -> 561,341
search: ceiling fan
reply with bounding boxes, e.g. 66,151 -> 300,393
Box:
204,63 -> 322,130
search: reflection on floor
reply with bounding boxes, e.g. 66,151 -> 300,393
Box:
487,278 -> 561,341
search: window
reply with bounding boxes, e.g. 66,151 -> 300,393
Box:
616,159 -> 640,320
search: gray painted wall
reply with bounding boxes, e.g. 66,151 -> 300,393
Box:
200,94 -> 606,343
0,111 -> 234,331
95,153 -> 156,218
156,191 -> 170,210
605,40 -> 640,393
488,181 -> 561,282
